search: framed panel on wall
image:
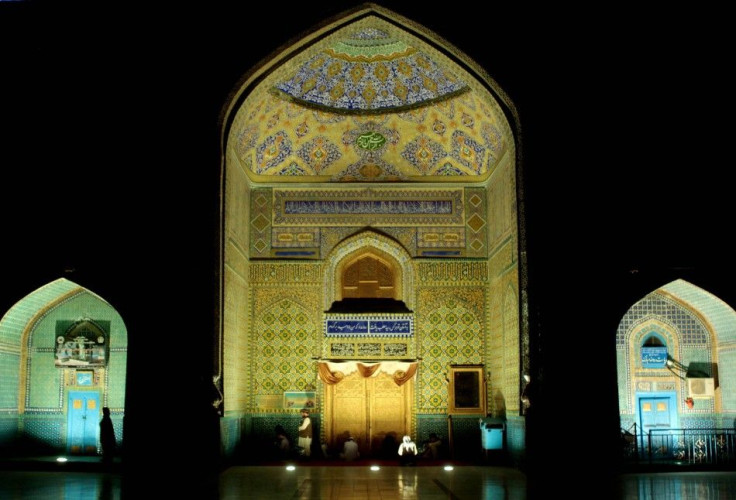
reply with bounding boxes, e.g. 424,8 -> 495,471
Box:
283,391 -> 316,410
448,365 -> 485,414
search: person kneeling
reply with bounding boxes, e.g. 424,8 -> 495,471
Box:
339,436 -> 360,462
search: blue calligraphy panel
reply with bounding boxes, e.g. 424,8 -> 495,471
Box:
325,315 -> 414,338
641,346 -> 668,368
326,320 -> 369,335
369,320 -> 411,335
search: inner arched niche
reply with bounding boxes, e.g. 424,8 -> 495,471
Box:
341,253 -> 396,300
323,230 -> 413,312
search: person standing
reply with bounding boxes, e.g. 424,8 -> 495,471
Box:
99,407 -> 116,465
298,409 -> 312,458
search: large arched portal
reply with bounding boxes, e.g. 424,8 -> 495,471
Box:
0,278 -> 127,457
617,279 -> 736,463
217,4 -> 525,463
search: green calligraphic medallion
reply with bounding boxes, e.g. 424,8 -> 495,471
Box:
356,131 -> 386,151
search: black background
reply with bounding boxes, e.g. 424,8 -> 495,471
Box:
2,0 -> 734,483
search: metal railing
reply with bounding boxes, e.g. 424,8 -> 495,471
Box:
621,426 -> 736,466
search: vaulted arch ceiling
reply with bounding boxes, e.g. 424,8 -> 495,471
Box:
225,4 -> 516,183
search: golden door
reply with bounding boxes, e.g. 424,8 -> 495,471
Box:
325,370 -> 413,457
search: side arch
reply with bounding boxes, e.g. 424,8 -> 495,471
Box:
0,278 -> 127,455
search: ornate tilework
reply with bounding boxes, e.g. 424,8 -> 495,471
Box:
250,299 -> 318,410
248,263 -> 322,283
274,28 -> 467,112
401,135 -> 446,174
249,189 -> 272,258
227,15 -> 511,182
221,9 -> 523,458
296,136 -> 342,174
417,296 -> 483,413
450,131 -> 486,174
332,159 -> 406,182
255,132 -> 292,174
465,187 -> 487,258
416,262 -> 488,283
616,292 -> 710,347
417,228 -> 465,248
272,228 -> 320,249
322,230 -> 414,311
503,288 -> 520,413
273,188 -> 464,227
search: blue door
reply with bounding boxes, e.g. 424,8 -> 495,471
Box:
639,395 -> 677,454
67,391 -> 100,455
639,397 -> 672,432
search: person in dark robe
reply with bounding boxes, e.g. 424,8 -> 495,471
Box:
99,407 -> 116,465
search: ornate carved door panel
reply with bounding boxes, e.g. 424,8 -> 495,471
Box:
327,370 -> 412,457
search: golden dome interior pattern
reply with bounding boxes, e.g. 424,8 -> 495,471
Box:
229,15 -> 512,182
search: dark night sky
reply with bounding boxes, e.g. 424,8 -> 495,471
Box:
2,1 -> 734,473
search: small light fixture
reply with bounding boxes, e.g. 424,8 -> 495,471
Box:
444,465 -> 454,471
56,457 -> 68,463
285,465 -> 296,471
370,465 -> 380,471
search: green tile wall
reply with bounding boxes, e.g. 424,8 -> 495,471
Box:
0,354 -> 19,408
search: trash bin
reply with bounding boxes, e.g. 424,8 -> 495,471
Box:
480,417 -> 505,450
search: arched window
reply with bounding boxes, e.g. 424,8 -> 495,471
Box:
341,254 -> 396,299
640,332 -> 667,368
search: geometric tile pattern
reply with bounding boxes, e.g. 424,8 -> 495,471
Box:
419,298 -> 482,413
503,289 -> 520,413
250,188 -> 272,258
616,292 -> 710,347
251,299 -> 318,409
274,27 -> 467,112
465,187 -> 487,258
0,354 -> 19,408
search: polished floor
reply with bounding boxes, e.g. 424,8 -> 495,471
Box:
2,458 -> 736,499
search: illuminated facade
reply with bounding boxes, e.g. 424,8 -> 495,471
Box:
217,5 -> 527,462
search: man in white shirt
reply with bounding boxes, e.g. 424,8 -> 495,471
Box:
298,409 -> 312,457
398,435 -> 418,465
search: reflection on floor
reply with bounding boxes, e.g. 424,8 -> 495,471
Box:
221,464 -> 527,500
2,462 -> 736,499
